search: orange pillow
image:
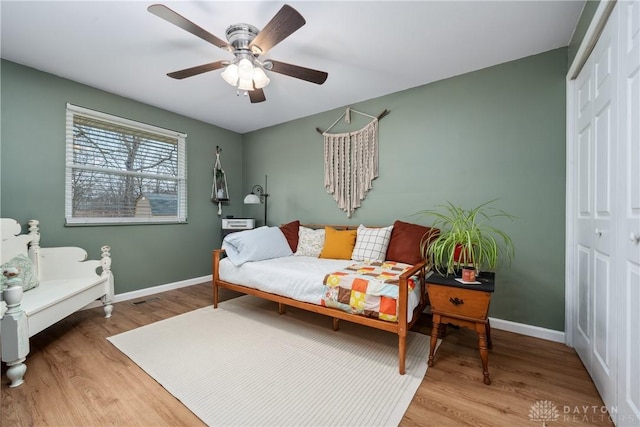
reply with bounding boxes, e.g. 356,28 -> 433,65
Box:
319,227 -> 357,260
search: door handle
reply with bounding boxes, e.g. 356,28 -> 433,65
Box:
630,233 -> 640,244
595,228 -> 603,237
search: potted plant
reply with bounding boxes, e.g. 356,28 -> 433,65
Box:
417,199 -> 515,276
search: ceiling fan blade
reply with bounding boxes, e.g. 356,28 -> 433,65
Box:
148,4 -> 229,50
167,61 -> 226,79
249,5 -> 305,54
268,60 -> 328,85
249,88 -> 266,103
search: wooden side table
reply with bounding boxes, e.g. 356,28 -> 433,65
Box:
426,272 -> 495,385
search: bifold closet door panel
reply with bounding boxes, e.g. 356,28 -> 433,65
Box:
574,53 -> 595,369
572,4 -> 619,415
617,1 -> 640,425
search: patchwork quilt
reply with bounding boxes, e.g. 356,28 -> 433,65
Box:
321,261 -> 417,322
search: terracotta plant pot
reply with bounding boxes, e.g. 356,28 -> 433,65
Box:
462,266 -> 476,282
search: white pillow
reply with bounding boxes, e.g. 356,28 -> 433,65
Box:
351,224 -> 394,262
222,226 -> 293,266
294,226 -> 326,257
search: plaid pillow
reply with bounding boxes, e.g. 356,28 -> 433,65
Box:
351,225 -> 393,262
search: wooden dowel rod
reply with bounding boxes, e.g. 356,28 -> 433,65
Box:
316,109 -> 390,134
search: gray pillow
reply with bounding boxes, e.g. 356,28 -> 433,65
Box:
1,253 -> 40,292
222,226 -> 293,267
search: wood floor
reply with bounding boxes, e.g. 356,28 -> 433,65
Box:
2,283 -> 613,427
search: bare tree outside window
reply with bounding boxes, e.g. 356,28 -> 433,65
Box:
65,104 -> 187,225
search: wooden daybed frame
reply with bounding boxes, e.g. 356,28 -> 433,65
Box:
212,225 -> 430,375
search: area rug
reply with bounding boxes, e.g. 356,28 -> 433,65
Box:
108,295 -> 435,427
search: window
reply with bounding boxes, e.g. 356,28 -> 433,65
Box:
65,103 -> 187,225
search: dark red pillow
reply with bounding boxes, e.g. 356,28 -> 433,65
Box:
279,220 -> 300,252
386,220 -> 438,265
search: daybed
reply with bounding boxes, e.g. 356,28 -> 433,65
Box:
212,220 -> 437,374
1,218 -> 114,387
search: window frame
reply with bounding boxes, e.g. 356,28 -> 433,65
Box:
65,103 -> 188,225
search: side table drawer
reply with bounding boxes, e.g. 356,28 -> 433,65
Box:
427,284 -> 491,319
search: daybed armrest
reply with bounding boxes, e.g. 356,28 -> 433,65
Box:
398,259 -> 428,281
212,248 -> 226,278
25,220 -> 114,305
396,260 -> 429,329
34,247 -> 103,280
27,220 -> 110,281
398,259 -> 429,297
212,248 -> 226,261
212,249 -> 227,308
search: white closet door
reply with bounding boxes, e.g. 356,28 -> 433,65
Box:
617,1 -> 640,425
591,6 -> 618,408
574,51 -> 595,368
574,5 -> 619,414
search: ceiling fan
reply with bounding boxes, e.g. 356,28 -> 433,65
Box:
148,3 -> 328,103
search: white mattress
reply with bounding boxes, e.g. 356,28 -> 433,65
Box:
218,255 -> 422,322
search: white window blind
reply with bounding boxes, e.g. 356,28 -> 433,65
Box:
65,103 -> 187,225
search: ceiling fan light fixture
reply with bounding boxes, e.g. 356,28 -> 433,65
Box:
237,58 -> 254,81
252,67 -> 270,89
221,56 -> 270,91
221,63 -> 239,86
238,78 -> 254,91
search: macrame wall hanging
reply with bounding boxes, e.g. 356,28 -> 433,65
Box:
318,108 -> 389,218
211,146 -> 229,216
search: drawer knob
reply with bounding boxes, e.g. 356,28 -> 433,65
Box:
449,297 -> 464,306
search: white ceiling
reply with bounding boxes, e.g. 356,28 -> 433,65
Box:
1,1 -> 584,134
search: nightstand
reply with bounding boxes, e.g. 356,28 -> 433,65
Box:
426,272 -> 495,385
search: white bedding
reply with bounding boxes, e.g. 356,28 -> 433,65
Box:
218,255 -> 422,322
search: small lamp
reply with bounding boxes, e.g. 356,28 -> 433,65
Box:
244,175 -> 269,226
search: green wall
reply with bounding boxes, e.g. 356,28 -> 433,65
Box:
1,60 -> 244,294
2,47 -> 569,331
243,48 -> 568,331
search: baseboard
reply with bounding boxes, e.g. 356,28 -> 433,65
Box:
422,306 -> 565,343
82,275 -> 212,310
489,317 -> 565,343
85,276 -> 565,344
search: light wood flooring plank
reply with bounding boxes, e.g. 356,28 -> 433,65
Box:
2,283 -> 613,426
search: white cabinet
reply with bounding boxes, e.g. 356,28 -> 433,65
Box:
568,2 -> 640,426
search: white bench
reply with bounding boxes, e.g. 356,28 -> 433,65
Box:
1,218 -> 114,387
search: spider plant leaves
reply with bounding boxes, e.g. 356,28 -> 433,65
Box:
416,199 -> 515,275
